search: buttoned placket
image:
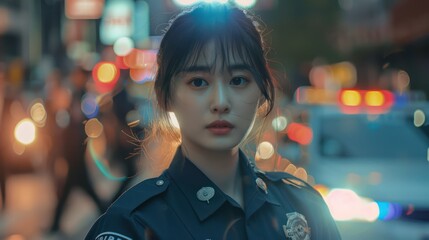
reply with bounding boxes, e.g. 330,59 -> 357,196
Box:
166,147 -> 284,239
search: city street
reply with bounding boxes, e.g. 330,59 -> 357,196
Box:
0,172 -> 97,239
1,0 -> 429,239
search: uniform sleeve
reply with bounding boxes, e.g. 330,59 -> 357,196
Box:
84,208 -> 150,240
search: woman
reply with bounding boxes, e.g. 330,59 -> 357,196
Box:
85,3 -> 341,240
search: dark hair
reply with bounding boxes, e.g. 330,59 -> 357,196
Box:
154,3 -> 275,116
140,3 -> 277,163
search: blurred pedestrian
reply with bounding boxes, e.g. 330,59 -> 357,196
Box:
105,87 -> 142,203
49,66 -> 106,234
86,3 -> 340,239
43,68 -> 70,195
0,63 -> 25,212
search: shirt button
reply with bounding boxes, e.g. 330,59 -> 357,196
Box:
256,177 -> 268,194
156,180 -> 164,186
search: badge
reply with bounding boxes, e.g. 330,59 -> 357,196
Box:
283,212 -> 311,240
95,231 -> 132,240
196,187 -> 215,204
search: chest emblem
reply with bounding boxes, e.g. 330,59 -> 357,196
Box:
283,212 -> 311,240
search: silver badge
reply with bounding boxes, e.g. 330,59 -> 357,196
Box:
196,187 -> 215,204
283,212 -> 311,240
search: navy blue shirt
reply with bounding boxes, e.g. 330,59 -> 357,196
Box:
85,147 -> 341,240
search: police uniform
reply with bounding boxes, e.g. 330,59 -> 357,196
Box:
85,147 -> 341,240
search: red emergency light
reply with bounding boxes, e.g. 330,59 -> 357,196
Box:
338,89 -> 394,114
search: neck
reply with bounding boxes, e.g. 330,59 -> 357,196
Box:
181,142 -> 243,206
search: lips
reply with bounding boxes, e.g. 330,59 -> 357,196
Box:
206,120 -> 234,128
206,120 -> 234,135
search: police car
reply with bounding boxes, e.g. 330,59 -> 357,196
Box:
281,87 -> 429,239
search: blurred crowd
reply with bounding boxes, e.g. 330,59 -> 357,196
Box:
0,58 -> 144,238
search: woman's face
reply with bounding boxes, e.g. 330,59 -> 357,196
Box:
170,40 -> 262,152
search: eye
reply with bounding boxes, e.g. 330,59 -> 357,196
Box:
189,78 -> 208,88
230,77 -> 249,86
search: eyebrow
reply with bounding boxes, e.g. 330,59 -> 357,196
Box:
179,64 -> 253,74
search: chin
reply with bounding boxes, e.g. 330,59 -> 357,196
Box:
201,138 -> 242,152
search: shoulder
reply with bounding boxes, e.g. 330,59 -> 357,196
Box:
256,170 -> 323,199
85,175 -> 169,240
257,170 -> 342,238
109,173 -> 170,214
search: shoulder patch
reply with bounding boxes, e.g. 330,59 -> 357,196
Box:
95,231 -> 132,240
109,173 -> 169,213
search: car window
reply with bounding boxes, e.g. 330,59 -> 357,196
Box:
318,112 -> 429,160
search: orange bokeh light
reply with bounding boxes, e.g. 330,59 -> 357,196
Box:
92,61 -> 120,93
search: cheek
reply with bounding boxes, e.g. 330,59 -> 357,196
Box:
236,90 -> 262,109
233,94 -> 261,121
171,90 -> 202,122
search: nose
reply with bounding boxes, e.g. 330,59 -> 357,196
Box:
210,81 -> 230,114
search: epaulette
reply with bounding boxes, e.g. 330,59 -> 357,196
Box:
255,170 -> 322,198
108,173 -> 170,214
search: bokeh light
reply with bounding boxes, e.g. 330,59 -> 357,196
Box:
294,167 -> 308,182
97,62 -> 117,83
234,0 -> 257,8
116,56 -> 128,69
414,109 -> 425,127
309,66 -> 329,89
314,184 -> 330,197
14,118 -> 36,145
395,70 -> 410,92
81,93 -> 99,118
92,61 -> 120,93
85,118 -> 104,138
325,188 -> 380,222
123,49 -> 157,69
284,164 -> 297,175
286,122 -> 313,145
365,91 -> 384,107
377,201 -> 403,220
113,37 -> 134,56
256,141 -> 275,160
130,67 -> 155,83
341,90 -> 361,106
30,102 -> 47,127
272,116 -> 288,131
172,0 -> 199,6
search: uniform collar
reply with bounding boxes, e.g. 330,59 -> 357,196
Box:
166,146 -> 280,222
